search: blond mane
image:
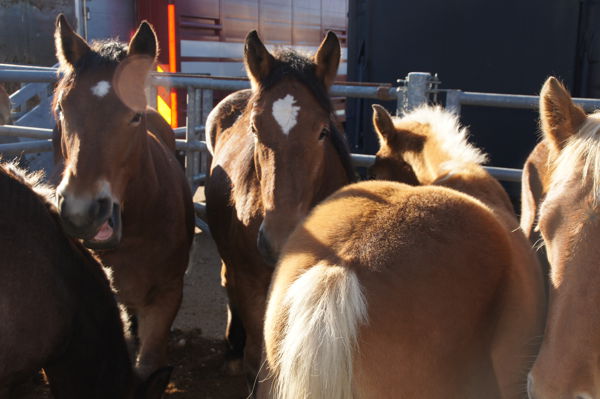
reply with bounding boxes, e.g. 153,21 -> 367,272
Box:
550,112 -> 600,203
400,105 -> 488,166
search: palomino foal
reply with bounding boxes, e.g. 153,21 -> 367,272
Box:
259,105 -> 545,399
52,15 -> 194,378
523,77 -> 600,399
205,30 -> 354,379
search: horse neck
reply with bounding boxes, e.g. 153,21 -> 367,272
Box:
45,239 -> 134,398
312,136 -> 352,206
124,129 -> 160,201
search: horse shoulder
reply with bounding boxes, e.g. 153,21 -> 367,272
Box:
145,107 -> 176,152
205,89 -> 252,155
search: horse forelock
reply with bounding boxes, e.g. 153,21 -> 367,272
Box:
248,49 -> 354,183
549,113 -> 600,205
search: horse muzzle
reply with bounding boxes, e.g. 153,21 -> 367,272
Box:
257,224 -> 278,267
57,193 -> 122,249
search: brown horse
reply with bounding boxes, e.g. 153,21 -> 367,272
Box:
523,77 -> 600,399
204,30 -> 354,379
258,105 -> 545,399
0,162 -> 171,399
52,15 -> 194,378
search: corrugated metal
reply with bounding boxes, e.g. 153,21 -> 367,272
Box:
0,0 -> 75,67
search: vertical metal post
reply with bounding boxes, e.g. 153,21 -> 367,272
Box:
185,87 -> 201,190
199,89 -> 213,175
405,72 -> 432,111
147,85 -> 157,110
445,90 -> 462,115
395,78 -> 406,116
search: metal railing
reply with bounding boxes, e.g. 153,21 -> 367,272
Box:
5,67 -> 600,191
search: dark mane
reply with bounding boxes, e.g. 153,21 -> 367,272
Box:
258,49 -> 332,114
253,48 -> 356,182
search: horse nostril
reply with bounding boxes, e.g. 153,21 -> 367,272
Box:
91,197 -> 111,220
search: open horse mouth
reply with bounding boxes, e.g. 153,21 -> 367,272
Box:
84,203 -> 122,250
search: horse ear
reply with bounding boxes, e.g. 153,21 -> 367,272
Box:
539,76 -> 587,151
244,30 -> 274,89
137,366 -> 173,399
372,104 -> 396,146
314,31 -> 340,88
54,14 -> 90,67
128,21 -> 158,60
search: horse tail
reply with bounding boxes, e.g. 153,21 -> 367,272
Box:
269,264 -> 368,399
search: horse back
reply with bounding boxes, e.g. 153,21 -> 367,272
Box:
205,89 -> 252,155
265,181 -> 530,399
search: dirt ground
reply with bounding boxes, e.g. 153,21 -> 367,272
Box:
17,210 -> 251,398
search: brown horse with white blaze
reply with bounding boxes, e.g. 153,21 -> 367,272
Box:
258,105 -> 545,399
204,30 -> 354,379
523,77 -> 600,399
52,15 -> 194,378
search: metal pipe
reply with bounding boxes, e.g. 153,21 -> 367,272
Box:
0,125 -> 53,139
453,91 -> 600,112
0,70 -> 57,83
175,140 -> 206,152
405,72 -> 431,111
0,64 -> 58,71
0,140 -> 53,155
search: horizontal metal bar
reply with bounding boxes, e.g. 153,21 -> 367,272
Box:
453,91 -> 600,112
193,173 -> 206,184
0,63 -> 58,71
0,125 -> 53,139
0,139 -> 52,154
0,70 -> 57,83
175,139 -> 207,152
351,153 -> 376,167
173,125 -> 204,139
350,153 -> 522,181
484,166 -> 522,182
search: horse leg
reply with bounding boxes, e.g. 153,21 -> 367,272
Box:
224,302 -> 246,374
134,277 -> 183,378
221,261 -> 246,375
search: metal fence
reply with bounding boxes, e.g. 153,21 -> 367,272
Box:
3,67 -> 600,189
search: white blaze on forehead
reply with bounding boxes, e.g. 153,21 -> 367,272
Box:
272,94 -> 301,135
91,80 -> 111,98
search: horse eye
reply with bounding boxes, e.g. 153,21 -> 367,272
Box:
130,113 -> 142,125
319,127 -> 330,140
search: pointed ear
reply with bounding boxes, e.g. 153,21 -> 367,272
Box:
314,31 -> 340,88
128,21 -> 158,60
244,30 -> 274,89
539,77 -> 587,151
55,14 -> 90,68
137,366 -> 173,399
372,104 -> 396,147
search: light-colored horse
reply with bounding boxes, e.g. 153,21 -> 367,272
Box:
258,104 -> 545,399
523,77 -> 600,399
